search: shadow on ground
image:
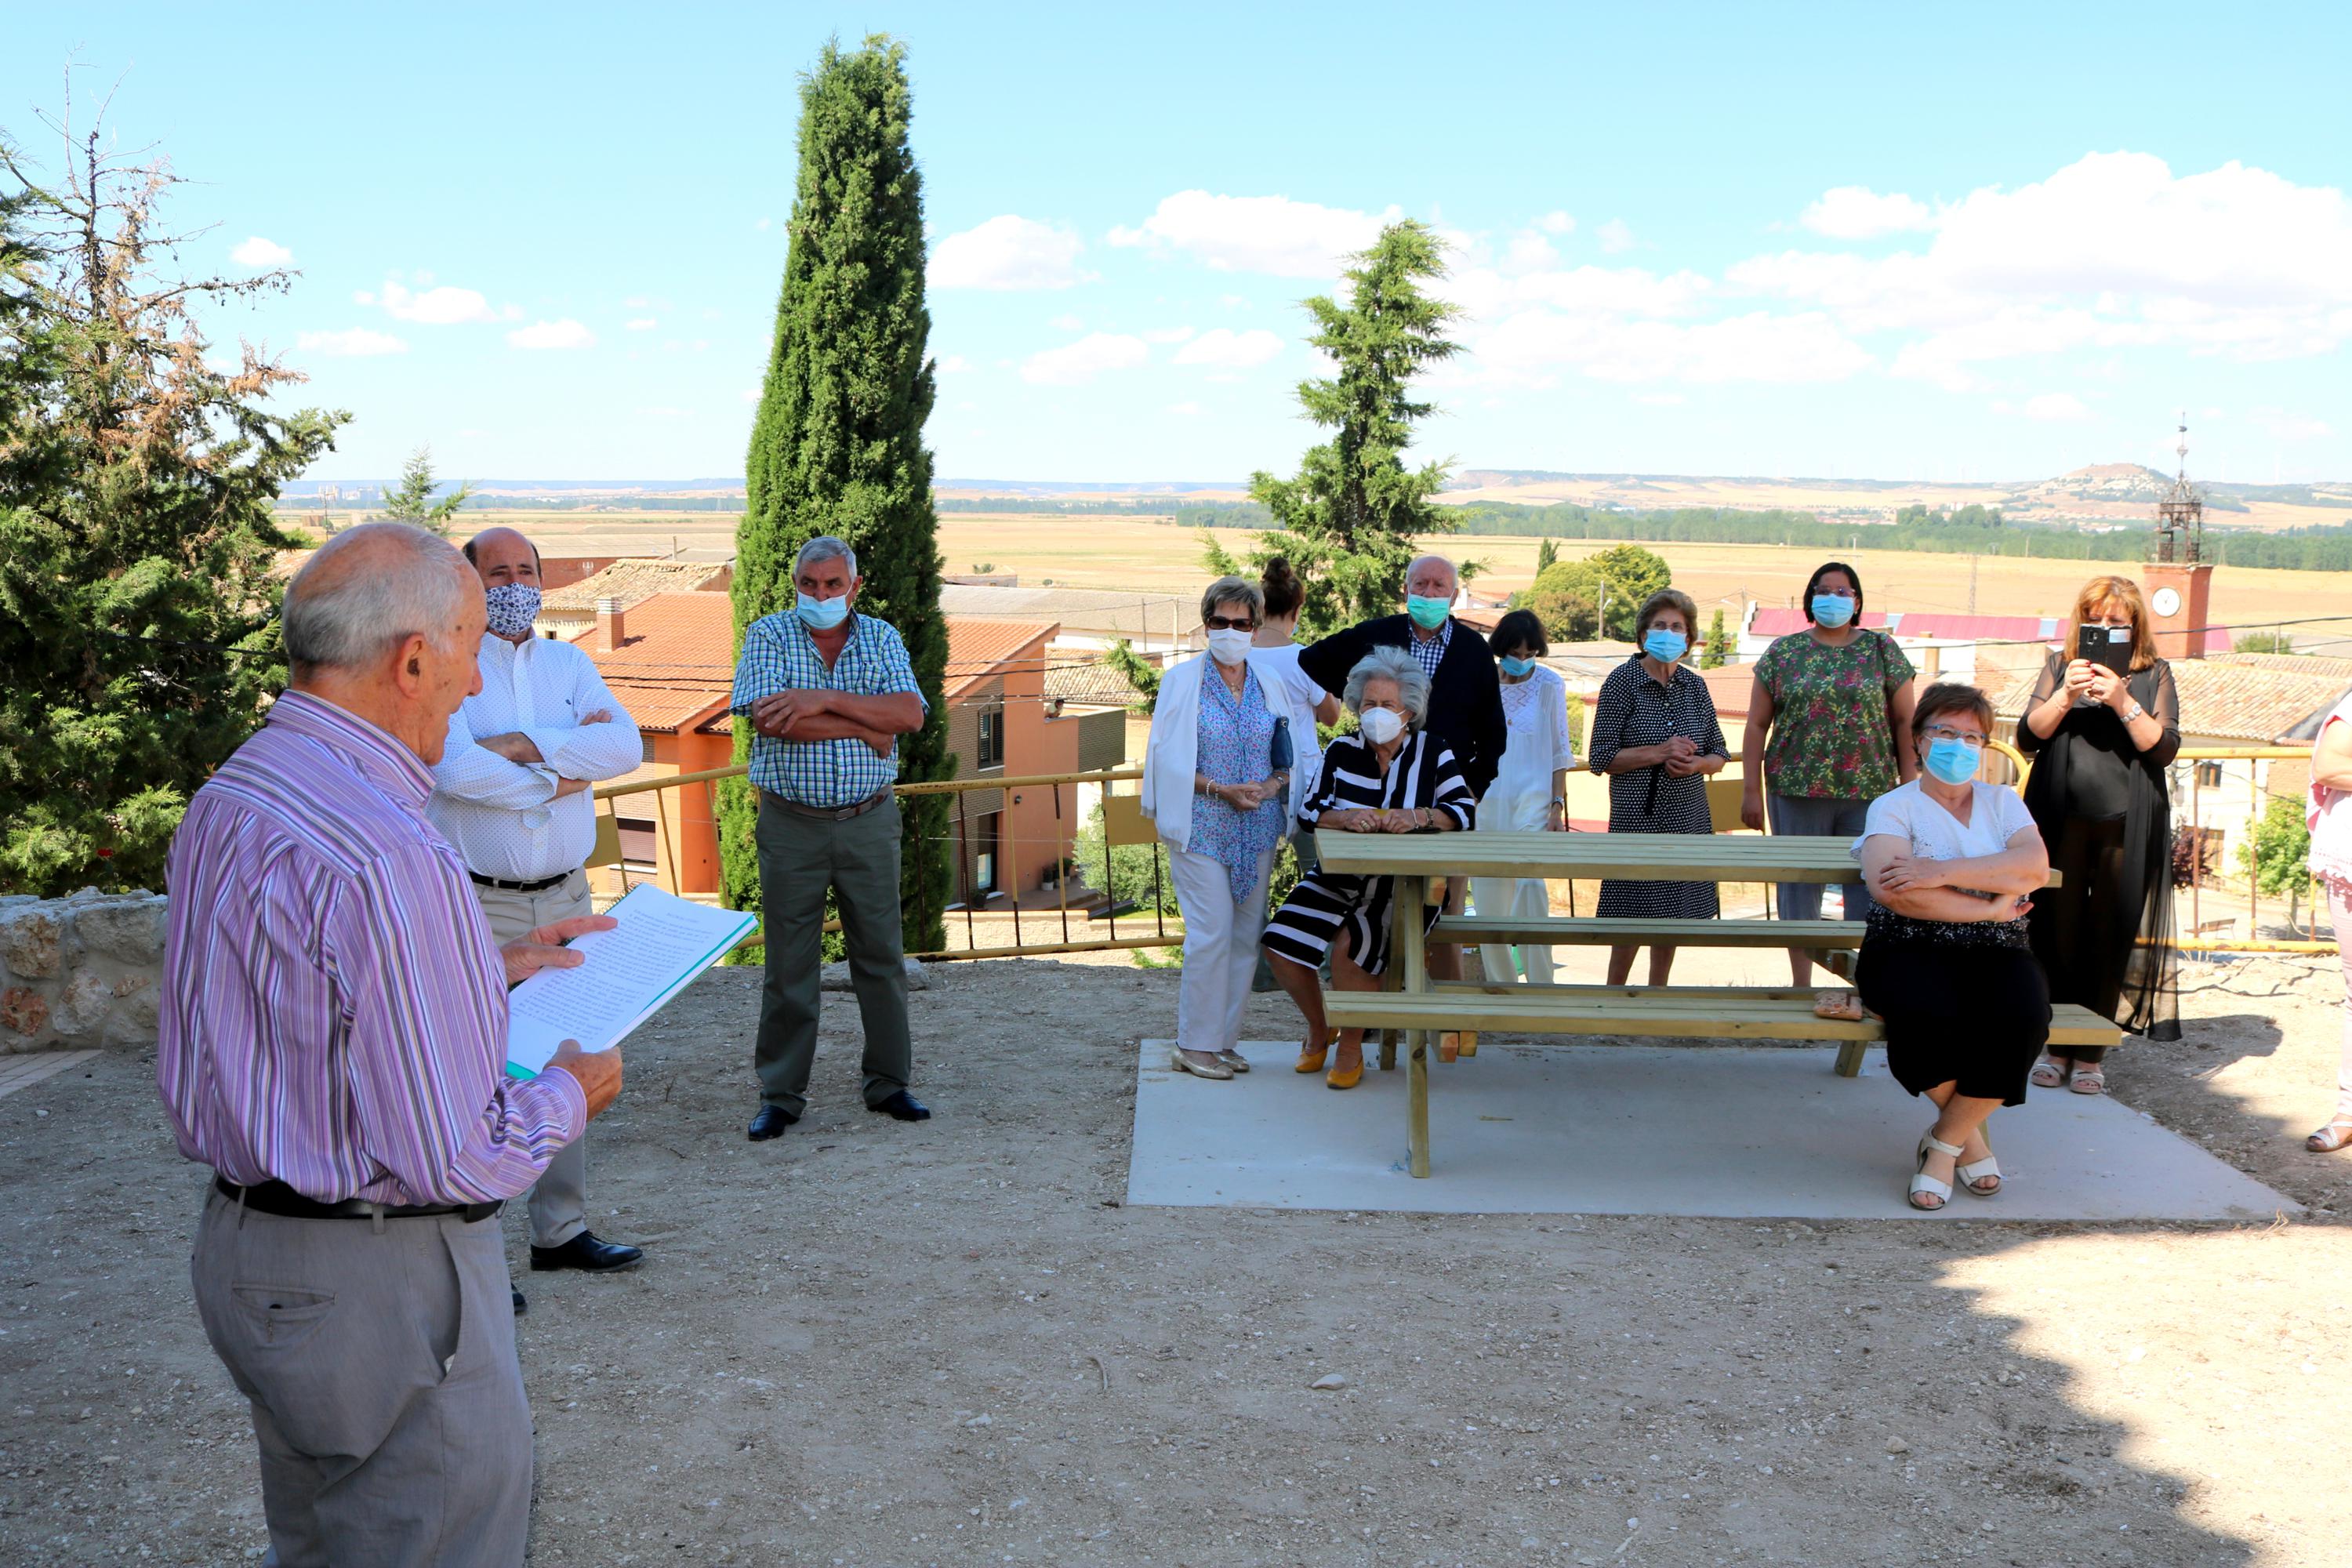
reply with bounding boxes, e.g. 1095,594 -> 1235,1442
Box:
2,952 -> 2345,1565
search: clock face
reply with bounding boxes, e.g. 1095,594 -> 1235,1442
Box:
2151,586 -> 2183,618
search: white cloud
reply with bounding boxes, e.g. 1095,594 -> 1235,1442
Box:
1735,153 -> 2352,382
1596,220 -> 1637,254
935,354 -> 972,373
1049,312 -> 1085,332
1503,232 -> 1559,273
506,318 -> 597,350
1633,391 -> 1686,406
231,236 -> 292,267
2021,392 -> 2092,422
2249,405 -> 2332,442
1800,186 -> 1936,239
1168,401 -> 1201,416
368,279 -> 503,325
1219,293 -> 1250,309
625,318 -> 658,331
740,387 -> 762,404
930,215 -> 1090,290
1468,308 -> 1871,386
1536,210 -> 1575,235
1172,326 -> 1284,368
1020,332 -> 1149,386
1108,191 -> 1394,277
634,405 -> 697,418
297,327 -> 407,357
1142,325 -> 1196,344
755,217 -> 772,231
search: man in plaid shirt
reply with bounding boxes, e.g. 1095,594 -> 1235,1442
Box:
731,536 -> 931,1140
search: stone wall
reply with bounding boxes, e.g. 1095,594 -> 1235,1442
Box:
0,889 -> 168,1051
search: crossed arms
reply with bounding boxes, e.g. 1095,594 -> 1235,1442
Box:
745,688 -> 925,756
1858,826 -> 2048,923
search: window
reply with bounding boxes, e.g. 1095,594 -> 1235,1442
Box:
969,811 -> 1001,898
641,733 -> 659,764
615,816 -> 659,867
977,705 -> 1005,769
2194,760 -> 2223,788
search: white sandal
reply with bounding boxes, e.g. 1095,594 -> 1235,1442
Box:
1956,1149 -> 2002,1197
1911,1133 -> 1962,1211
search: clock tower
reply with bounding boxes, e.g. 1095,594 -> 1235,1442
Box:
2144,412 -> 2212,662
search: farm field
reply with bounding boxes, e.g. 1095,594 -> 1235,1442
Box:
426,510 -> 2352,653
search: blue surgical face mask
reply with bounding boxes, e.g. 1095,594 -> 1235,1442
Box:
1924,737 -> 1982,786
795,591 -> 851,631
483,583 -> 541,640
1642,630 -> 1688,664
1810,593 -> 1856,629
1405,594 -> 1453,630
1498,655 -> 1536,678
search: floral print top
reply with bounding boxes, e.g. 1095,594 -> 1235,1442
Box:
1753,628 -> 1915,801
1191,662 -> 1285,902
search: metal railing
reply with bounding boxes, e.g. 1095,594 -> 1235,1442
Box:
592,742 -> 2339,964
590,761 -> 1181,963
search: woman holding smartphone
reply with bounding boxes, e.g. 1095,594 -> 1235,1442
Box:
2016,575 -> 2183,1087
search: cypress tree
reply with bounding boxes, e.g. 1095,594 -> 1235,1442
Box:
720,34 -> 949,952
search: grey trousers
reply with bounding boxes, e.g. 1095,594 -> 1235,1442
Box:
753,793 -> 913,1115
1765,793 -> 1875,923
472,869 -> 592,1247
191,1187 -> 533,1567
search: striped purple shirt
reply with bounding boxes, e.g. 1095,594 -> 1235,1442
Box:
157,690 -> 586,1206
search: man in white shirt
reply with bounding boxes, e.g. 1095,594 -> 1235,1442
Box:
429,527 -> 648,1303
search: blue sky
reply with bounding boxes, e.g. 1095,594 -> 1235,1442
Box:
8,2 -> 2347,485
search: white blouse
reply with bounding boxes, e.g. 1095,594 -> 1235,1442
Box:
1490,665 -> 1577,804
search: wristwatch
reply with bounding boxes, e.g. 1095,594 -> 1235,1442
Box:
2118,700 -> 2145,724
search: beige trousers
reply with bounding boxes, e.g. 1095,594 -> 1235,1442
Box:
471,869 -> 593,1248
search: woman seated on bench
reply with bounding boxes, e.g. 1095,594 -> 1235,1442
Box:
1263,647 -> 1476,1091
1851,682 -> 2052,1211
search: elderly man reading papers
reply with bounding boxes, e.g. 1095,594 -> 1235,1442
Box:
158,524 -> 626,1568
430,525 -> 648,1300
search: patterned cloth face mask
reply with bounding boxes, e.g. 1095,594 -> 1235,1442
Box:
483,583 -> 541,639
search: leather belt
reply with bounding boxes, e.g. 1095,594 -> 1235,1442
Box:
761,789 -> 892,822
469,869 -> 575,894
215,1175 -> 503,1224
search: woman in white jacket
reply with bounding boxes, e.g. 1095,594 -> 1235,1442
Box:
1472,609 -> 1577,984
1141,577 -> 1293,1080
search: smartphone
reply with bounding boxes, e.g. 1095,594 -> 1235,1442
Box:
2077,623 -> 2132,673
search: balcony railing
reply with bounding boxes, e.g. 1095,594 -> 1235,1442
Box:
592,744 -> 2338,964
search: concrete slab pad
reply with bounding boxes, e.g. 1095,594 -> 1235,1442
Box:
1127,1038 -> 2296,1221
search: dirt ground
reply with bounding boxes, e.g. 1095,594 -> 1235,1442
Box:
3,951 -> 2349,1567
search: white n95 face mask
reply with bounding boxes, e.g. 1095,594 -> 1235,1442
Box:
1206,629 -> 1253,666
1357,706 -> 1406,745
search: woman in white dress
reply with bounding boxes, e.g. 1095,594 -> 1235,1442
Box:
1472,609 -> 1577,984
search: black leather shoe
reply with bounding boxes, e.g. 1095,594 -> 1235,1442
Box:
872,1091 -> 931,1122
748,1105 -> 800,1141
512,1288 -> 527,1316
528,1232 -> 644,1273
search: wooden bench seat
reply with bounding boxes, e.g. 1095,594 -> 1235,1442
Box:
1433,916 -> 1864,949
1327,985 -> 2122,1077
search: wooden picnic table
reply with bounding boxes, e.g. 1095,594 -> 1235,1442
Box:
1310,829 -> 2115,1178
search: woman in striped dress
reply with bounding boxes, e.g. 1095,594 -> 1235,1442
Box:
1262,647 -> 1478,1089
1586,588 -> 1730,985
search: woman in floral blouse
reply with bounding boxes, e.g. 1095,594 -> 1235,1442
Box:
1739,561 -> 1918,988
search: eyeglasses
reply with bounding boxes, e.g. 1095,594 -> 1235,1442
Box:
1203,615 -> 1258,631
1920,724 -> 1987,744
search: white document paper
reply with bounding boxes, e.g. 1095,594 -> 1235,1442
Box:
503,884 -> 757,1079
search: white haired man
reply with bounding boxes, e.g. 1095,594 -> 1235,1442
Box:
429,526 -> 647,1302
733,535 -> 931,1139
160,522 -> 625,1566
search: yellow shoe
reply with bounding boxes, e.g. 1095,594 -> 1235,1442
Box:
1325,1060 -> 1364,1091
1438,1032 -> 1461,1063
1295,1028 -> 1338,1074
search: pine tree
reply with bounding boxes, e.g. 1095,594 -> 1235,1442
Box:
1534,537 -> 1559,574
0,121 -> 346,897
1241,220 -> 1461,637
719,34 -> 949,950
1701,608 -> 1733,667
378,445 -> 471,534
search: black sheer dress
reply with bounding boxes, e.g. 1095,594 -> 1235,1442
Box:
2015,652 -> 2182,1047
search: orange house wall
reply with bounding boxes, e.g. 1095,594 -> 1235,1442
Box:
996,635 -> 1079,891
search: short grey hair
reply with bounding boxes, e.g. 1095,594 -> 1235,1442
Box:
794,535 -> 858,579
1200,575 -> 1263,626
283,523 -> 471,677
1343,645 -> 1429,725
